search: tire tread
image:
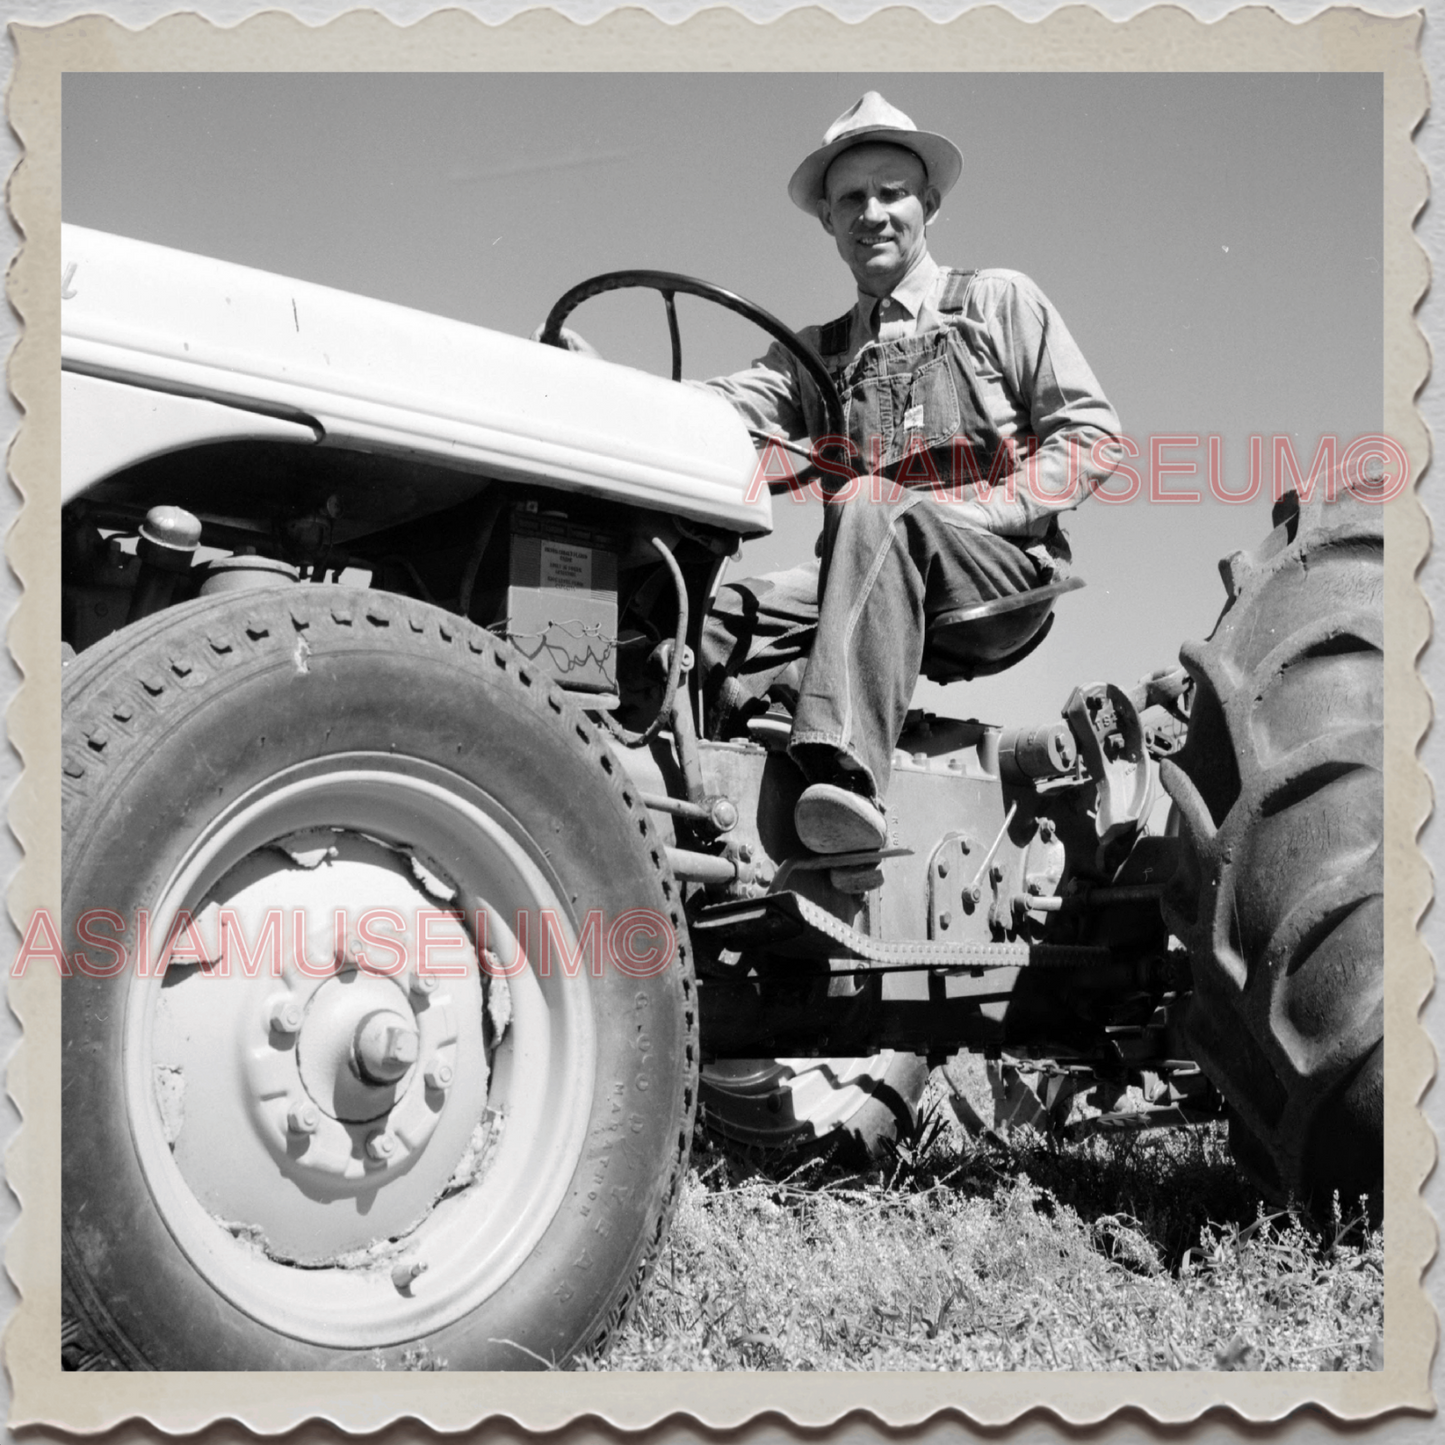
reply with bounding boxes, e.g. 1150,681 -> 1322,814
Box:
62,588 -> 699,1369
1162,490 -> 1384,1216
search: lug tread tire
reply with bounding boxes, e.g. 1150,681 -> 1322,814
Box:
1161,490 -> 1383,1218
699,1052 -> 930,1165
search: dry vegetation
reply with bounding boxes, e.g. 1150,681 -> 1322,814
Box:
580,1067 -> 1384,1373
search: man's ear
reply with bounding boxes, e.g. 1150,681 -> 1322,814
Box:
922,185 -> 942,224
816,199 -> 836,237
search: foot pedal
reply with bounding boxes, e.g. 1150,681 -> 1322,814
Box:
830,863 -> 884,894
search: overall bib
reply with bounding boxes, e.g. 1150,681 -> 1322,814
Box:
811,267 -> 1005,486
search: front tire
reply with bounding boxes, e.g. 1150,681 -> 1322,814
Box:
61,588 -> 697,1369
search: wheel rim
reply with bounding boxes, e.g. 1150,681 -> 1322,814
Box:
700,1055 -> 905,1146
124,752 -> 596,1348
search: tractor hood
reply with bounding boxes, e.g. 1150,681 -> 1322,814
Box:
60,225 -> 773,535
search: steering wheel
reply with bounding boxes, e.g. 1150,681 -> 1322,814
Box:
539,270 -> 850,477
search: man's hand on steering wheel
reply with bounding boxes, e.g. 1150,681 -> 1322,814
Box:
538,271 -> 852,498
538,270 -> 847,441
528,321 -> 598,357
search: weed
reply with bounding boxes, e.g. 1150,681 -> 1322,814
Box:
585,1073 -> 1384,1372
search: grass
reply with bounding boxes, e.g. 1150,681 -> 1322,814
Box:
579,1067 -> 1384,1372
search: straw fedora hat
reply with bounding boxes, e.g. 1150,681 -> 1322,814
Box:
787,92 -> 964,212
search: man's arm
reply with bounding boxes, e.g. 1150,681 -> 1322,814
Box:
529,319 -> 812,441
952,271 -> 1122,538
693,340 -> 813,444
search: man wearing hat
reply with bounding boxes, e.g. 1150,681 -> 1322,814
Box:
700,92 -> 1123,859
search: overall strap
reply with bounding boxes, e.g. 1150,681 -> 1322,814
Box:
815,310 -> 854,359
935,267 -> 978,314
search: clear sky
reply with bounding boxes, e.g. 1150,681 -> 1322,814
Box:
62,72 -> 1382,727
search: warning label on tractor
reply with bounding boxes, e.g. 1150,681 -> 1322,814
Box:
540,541 -> 593,590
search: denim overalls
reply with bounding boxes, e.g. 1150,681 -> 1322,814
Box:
703,268 -> 1045,799
807,267 -> 1007,489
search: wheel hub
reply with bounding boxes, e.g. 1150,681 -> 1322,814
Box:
242,954 -> 463,1195
353,1009 -> 420,1086
292,977 -> 423,1121
154,829 -> 487,1261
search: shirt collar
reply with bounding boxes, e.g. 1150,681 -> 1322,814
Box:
855,252 -> 941,330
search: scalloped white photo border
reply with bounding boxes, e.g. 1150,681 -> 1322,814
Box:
2,5 -> 1432,1435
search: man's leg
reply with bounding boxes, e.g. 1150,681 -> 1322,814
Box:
790,488 -> 1043,851
700,561 -> 820,738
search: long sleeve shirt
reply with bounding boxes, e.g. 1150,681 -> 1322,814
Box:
702,253 -> 1123,539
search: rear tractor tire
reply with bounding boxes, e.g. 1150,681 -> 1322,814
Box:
61,588 -> 697,1370
699,1053 -> 930,1165
1161,488 -> 1383,1220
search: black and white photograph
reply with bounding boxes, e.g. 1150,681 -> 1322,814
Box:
13,7 -> 1427,1425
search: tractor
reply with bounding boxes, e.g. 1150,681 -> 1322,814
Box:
57,226 -> 1383,1370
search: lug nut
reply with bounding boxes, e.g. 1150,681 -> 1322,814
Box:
936,860 -> 948,878
1038,818 -> 1056,842
423,1056 -> 454,1092
990,863 -> 1005,884
366,1130 -> 397,1162
286,1099 -> 320,1135
409,970 -> 439,997
939,910 -> 953,930
268,997 -> 304,1036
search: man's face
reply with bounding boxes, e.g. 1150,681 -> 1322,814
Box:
817,143 -> 940,296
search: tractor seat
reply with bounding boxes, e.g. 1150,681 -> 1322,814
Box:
921,576 -> 1085,684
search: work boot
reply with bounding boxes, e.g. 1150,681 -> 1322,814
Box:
794,782 -> 887,855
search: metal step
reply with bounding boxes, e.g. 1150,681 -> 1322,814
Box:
692,889 -> 1110,971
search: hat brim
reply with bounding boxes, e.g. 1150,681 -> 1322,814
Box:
788,126 -> 963,212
